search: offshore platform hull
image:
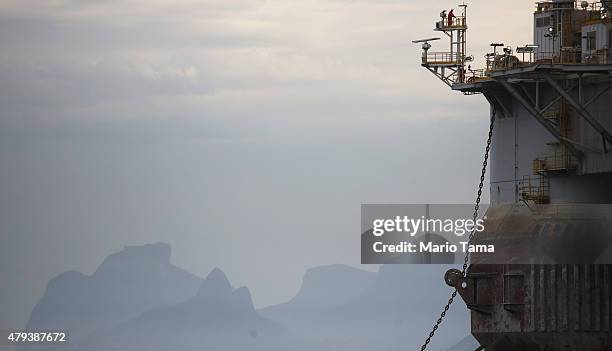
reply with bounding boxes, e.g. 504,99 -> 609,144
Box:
451,263 -> 612,351
416,1 -> 612,350
455,62 -> 612,351
461,65 -> 612,206
446,203 -> 612,351
454,65 -> 612,350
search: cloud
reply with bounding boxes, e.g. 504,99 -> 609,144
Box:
0,0 -> 461,126
0,0 -> 535,328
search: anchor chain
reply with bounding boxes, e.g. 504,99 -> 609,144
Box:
418,108 -> 496,351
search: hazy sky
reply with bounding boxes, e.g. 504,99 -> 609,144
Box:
0,0 -> 535,329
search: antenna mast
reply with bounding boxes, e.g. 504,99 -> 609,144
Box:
413,3 -> 469,87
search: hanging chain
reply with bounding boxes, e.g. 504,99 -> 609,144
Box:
418,110 -> 496,351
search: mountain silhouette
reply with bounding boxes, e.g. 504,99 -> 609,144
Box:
261,264 -> 470,351
261,264 -> 376,322
444,335 -> 479,351
72,268 -> 318,351
25,243 -> 202,342
23,244 -> 470,351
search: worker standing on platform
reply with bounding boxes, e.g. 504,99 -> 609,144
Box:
448,9 -> 456,26
438,10 -> 447,28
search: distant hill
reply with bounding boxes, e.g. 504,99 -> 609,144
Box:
261,264 -> 471,351
70,269 -> 319,351
444,335 -> 480,351
25,243 -> 202,342
23,243 -> 473,351
261,264 -> 376,322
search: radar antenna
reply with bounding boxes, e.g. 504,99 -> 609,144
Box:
412,38 -> 441,56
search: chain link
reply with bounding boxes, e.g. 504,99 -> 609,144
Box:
419,110 -> 496,351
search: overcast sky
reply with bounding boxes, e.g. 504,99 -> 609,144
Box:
0,0 -> 535,329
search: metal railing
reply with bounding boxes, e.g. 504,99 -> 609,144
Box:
533,151 -> 579,174
465,69 -> 491,83
423,52 -> 461,65
534,49 -> 611,64
536,1 -> 603,13
582,49 -> 610,64
480,49 -> 610,76
486,54 -> 524,72
534,49 -> 583,64
436,16 -> 466,29
520,175 -> 550,204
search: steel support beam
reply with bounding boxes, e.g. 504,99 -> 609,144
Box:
497,78 -> 584,160
483,93 -> 511,118
425,66 -> 459,88
535,81 -> 540,110
543,74 -> 612,150
579,74 -> 583,104
584,82 -> 611,108
493,96 -> 512,119
539,84 -> 577,114
540,95 -> 562,114
519,84 -> 536,107
482,94 -> 496,112
560,136 -> 604,155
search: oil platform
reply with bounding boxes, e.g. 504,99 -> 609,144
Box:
415,1 -> 612,350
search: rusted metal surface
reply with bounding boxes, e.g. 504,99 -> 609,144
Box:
446,204 -> 612,350
468,204 -> 612,265
447,263 -> 612,350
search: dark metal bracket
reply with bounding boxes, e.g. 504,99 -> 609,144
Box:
496,78 -> 584,161
543,74 -> 612,153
